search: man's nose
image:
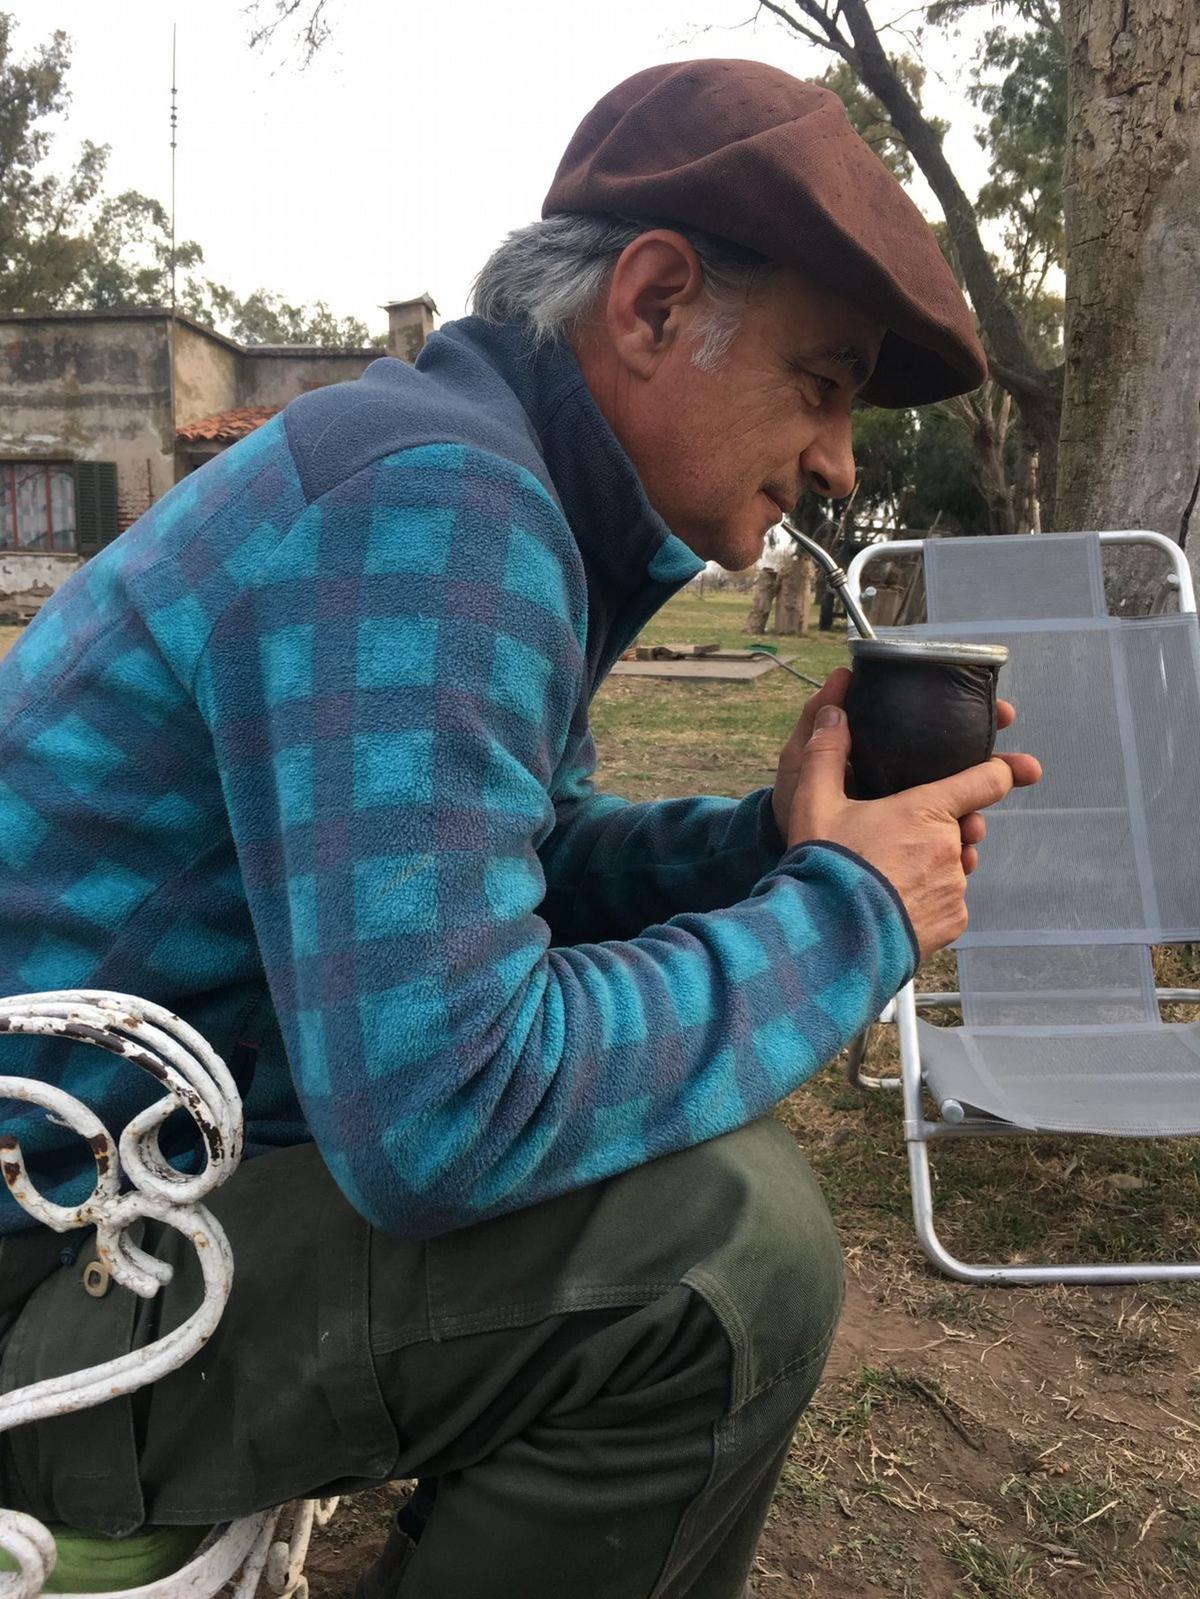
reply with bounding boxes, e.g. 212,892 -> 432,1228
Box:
800,414 -> 856,502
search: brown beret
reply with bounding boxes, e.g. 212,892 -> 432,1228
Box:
543,60 -> 987,408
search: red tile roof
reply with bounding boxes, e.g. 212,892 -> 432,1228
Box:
176,406 -> 279,443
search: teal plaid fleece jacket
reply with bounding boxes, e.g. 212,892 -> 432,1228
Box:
0,318 -> 917,1237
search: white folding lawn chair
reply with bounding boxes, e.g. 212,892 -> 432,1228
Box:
0,991 -> 338,1597
843,531 -> 1200,1286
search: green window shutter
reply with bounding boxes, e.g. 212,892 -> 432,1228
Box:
74,462 -> 118,557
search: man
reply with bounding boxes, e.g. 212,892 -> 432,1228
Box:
0,61 -> 1039,1598
742,529 -> 787,634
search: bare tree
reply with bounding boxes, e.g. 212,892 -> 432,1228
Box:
756,0 -> 1064,518
1058,0 -> 1200,604
940,382 -> 1016,535
244,1 -> 334,64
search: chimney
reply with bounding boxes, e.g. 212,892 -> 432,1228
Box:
384,294 -> 438,362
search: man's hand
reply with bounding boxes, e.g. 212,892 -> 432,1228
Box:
784,699 -> 1042,961
771,668 -> 855,842
771,669 -> 1025,878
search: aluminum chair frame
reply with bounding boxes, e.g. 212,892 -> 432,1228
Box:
0,991 -> 339,1597
841,531 -> 1200,1285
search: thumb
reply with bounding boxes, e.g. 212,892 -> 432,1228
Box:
788,704 -> 850,839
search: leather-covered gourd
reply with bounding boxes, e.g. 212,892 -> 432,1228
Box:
844,639 -> 1009,800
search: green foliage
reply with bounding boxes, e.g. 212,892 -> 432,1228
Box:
908,408 -> 990,532
69,188 -> 209,314
0,12 -> 376,346
971,12 -> 1066,319
851,405 -> 917,523
0,18 -> 105,310
217,288 -> 382,348
850,404 -> 989,535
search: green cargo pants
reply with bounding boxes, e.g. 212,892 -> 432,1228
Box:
0,1117 -> 843,1598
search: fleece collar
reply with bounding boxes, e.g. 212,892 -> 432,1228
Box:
422,318 -> 704,683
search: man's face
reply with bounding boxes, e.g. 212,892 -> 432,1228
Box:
579,255 -> 885,571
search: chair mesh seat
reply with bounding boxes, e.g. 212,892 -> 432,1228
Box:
851,533 -> 1200,1278
919,1019 -> 1200,1136
898,533 -> 1200,1141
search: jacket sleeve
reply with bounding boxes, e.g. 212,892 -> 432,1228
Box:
538,747 -> 788,943
195,443 -> 918,1237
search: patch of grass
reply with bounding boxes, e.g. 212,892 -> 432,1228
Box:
1151,1281 -> 1200,1307
1076,1321 -> 1173,1376
945,1535 -> 1042,1599
823,1531 -> 921,1596
590,591 -> 847,803
1002,1472 -> 1129,1562
635,585 -> 849,659
786,1023 -> 1200,1274
772,1455 -> 835,1513
856,1363 -> 948,1405
920,1287 -> 1005,1333
1166,1504 -> 1200,1577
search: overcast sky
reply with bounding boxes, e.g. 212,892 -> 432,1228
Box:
15,1 -> 997,337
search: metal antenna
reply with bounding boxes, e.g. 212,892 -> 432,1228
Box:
169,24 -> 178,315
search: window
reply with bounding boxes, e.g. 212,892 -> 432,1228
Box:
0,462 -> 77,553
0,461 -> 119,557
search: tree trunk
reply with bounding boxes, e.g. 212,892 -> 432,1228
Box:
774,553 -> 813,634
949,384 -> 1017,535
1057,0 -> 1200,609
1011,431 -> 1038,535
773,0 -> 1066,522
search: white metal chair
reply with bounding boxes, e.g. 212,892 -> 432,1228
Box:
0,991 -> 339,1597
844,531 -> 1200,1286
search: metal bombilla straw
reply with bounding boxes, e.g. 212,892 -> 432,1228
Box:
779,518 -> 877,641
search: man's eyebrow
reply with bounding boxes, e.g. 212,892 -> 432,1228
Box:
800,344 -> 874,388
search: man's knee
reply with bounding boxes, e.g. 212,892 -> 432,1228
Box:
640,1118 -> 844,1411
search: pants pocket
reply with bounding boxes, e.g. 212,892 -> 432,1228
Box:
0,1227 -> 146,1536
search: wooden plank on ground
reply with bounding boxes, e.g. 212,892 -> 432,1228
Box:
611,654 -> 796,681
633,641 -> 720,660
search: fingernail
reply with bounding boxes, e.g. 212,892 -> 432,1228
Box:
815,705 -> 845,729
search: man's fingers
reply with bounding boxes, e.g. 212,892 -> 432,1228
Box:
962,844 -> 979,876
959,811 -> 986,848
788,706 -> 853,831
917,755 -> 1021,819
998,751 -> 1042,788
797,667 -> 852,742
778,668 -> 853,771
996,698 -> 1016,731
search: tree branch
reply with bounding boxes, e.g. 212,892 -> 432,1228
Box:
756,0 -> 852,57
833,0 -> 1049,391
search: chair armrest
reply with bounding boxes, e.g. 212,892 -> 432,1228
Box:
0,991 -> 243,1597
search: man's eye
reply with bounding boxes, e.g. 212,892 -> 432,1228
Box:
795,368 -> 838,403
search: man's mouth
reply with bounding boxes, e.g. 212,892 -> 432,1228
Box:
762,489 -> 795,520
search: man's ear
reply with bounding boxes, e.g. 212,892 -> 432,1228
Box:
603,231 -> 705,379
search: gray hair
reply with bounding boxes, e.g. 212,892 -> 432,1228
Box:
470,214 -> 776,371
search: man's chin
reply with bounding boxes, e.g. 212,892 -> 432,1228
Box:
719,524 -> 769,574
667,517 -> 767,572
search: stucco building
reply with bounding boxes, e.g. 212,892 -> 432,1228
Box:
0,294 -> 436,615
